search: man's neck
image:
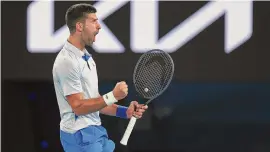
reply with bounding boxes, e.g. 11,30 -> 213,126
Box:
68,35 -> 85,51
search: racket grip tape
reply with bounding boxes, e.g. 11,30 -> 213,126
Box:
120,116 -> 137,145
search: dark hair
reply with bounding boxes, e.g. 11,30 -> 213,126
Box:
65,3 -> 97,33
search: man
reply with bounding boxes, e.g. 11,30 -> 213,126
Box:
52,3 -> 148,152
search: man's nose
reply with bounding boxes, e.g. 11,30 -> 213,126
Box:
97,22 -> 101,30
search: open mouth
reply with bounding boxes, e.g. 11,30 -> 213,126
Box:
93,31 -> 99,42
93,32 -> 98,42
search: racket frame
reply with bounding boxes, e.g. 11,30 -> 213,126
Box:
120,49 -> 174,146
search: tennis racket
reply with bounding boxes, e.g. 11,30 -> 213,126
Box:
120,49 -> 175,146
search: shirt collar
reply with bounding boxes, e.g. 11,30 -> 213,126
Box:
64,40 -> 91,59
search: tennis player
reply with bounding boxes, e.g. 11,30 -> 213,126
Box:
52,3 -> 148,152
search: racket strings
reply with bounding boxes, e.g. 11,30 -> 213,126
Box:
134,51 -> 174,99
137,61 -> 163,97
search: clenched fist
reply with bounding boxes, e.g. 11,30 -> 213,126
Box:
112,81 -> 128,100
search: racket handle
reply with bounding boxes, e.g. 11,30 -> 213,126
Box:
120,116 -> 137,145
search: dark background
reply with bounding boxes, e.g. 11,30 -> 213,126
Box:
2,1 -> 270,152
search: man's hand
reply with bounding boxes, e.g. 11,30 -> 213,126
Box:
113,81 -> 128,100
126,101 -> 148,119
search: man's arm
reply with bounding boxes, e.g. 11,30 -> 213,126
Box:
100,104 -> 118,116
100,101 -> 148,119
66,82 -> 128,116
66,92 -> 109,116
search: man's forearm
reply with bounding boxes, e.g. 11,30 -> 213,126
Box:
71,92 -> 117,116
100,104 -> 129,119
100,104 -> 118,116
73,96 -> 107,115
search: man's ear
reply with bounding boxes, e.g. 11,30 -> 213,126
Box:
76,22 -> 83,32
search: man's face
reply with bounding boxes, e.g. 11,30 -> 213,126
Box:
81,13 -> 101,46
